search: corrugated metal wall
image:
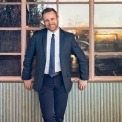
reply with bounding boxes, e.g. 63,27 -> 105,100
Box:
0,82 -> 122,122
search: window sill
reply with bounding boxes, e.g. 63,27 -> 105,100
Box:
0,76 -> 122,82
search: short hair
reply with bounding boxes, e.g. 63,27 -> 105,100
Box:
42,8 -> 58,18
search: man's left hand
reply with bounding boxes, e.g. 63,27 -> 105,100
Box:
78,80 -> 87,90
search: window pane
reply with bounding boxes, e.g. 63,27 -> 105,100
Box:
26,4 -> 56,27
0,56 -> 21,76
95,29 -> 122,52
0,5 -> 21,27
27,0 -> 56,2
26,30 -> 34,47
59,4 -> 89,27
0,31 -> 21,53
95,4 -> 122,27
63,29 -> 89,77
71,55 -> 89,77
95,55 -> 122,76
65,28 -> 89,52
95,0 -> 122,1
71,55 -> 80,77
59,0 -> 88,1
0,0 -> 21,2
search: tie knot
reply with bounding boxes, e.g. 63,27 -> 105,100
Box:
52,34 -> 55,37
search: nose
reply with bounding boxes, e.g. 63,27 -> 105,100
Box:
49,22 -> 52,25
48,20 -> 53,25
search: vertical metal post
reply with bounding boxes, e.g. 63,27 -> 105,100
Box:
89,0 -> 94,79
21,0 -> 26,73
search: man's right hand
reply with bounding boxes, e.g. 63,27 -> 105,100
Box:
23,80 -> 33,90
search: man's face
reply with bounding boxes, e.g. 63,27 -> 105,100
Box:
43,11 -> 59,32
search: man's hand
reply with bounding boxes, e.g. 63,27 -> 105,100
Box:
78,80 -> 87,90
23,80 -> 33,90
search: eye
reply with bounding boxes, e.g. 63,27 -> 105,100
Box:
51,18 -> 55,21
44,19 -> 49,23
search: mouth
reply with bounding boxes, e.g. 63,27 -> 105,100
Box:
49,24 -> 55,27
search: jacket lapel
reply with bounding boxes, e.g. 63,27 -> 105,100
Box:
42,29 -> 47,57
60,29 -> 65,56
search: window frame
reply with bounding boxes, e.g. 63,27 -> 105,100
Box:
0,0 -> 122,81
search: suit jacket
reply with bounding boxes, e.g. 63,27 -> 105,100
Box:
22,28 -> 89,93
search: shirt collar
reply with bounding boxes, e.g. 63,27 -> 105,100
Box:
48,28 -> 59,37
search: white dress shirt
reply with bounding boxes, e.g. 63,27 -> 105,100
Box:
44,28 -> 61,74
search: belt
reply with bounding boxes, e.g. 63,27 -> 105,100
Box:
55,71 -> 61,76
44,71 -> 61,77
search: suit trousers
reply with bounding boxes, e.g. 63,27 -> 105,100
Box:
38,72 -> 68,122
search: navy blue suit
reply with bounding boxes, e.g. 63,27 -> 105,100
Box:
22,28 -> 89,122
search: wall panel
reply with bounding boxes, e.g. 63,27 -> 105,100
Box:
0,82 -> 122,122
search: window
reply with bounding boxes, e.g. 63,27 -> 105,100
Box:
0,0 -> 122,81
94,1 -> 122,80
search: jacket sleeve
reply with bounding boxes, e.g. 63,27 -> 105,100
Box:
71,34 -> 89,80
21,32 -> 36,80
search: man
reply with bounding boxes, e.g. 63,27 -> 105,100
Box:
22,8 -> 89,122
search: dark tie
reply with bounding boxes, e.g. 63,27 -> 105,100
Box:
49,34 -> 55,77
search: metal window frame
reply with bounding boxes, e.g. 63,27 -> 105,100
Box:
0,0 -> 122,81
